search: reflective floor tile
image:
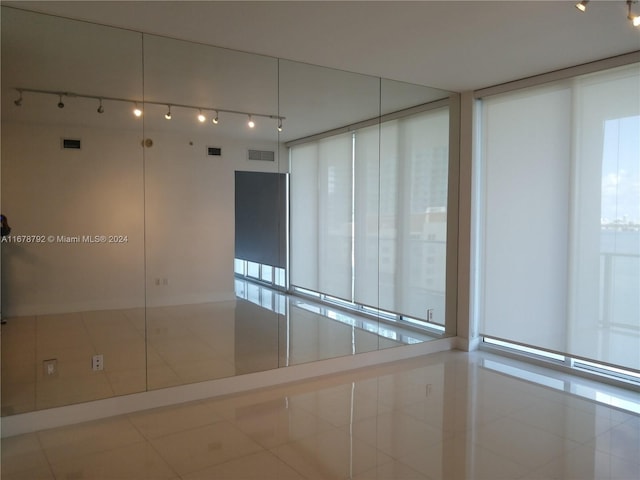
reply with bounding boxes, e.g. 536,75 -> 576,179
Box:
398,433 -> 530,480
474,416 -> 581,470
0,433 -> 51,476
149,421 -> 264,475
37,417 -> 145,464
182,451 -> 305,480
270,427 -> 392,480
128,400 -> 223,439
352,459 -> 429,480
48,441 -> 176,480
523,442 -> 640,480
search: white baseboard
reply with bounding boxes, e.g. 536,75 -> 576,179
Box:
3,293 -> 237,318
4,298 -> 145,317
145,292 -> 236,308
455,336 -> 481,352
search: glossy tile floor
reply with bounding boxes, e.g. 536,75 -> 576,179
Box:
2,350 -> 639,479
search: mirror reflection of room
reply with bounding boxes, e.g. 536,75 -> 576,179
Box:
0,6 -> 454,416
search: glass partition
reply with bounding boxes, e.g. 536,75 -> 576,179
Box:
1,6 -> 456,415
0,8 -> 145,414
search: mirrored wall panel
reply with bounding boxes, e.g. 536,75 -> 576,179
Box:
141,34 -> 283,388
378,79 -> 451,331
1,8 -> 145,414
1,6 -> 456,416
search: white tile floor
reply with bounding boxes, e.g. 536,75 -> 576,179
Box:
2,349 -> 639,479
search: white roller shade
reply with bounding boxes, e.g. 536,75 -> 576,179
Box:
480,63 -> 640,371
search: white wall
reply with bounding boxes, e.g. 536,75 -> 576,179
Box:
1,121 -> 283,316
1,123 -> 145,316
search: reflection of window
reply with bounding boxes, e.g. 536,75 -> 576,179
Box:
247,261 -> 260,279
234,258 -> 286,289
290,108 -> 449,323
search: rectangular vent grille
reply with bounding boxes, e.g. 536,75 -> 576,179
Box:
207,146 -> 222,156
248,149 -> 275,162
62,138 -> 81,150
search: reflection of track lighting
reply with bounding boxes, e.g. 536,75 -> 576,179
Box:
575,1 -> 640,27
575,1 -> 589,12
13,87 -> 285,129
628,0 -> 640,26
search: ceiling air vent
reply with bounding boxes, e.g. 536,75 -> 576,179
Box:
61,138 -> 81,150
248,149 -> 275,162
207,146 -> 222,157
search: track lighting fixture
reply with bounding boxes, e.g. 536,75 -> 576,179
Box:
575,1 -> 640,26
575,1 -> 589,12
13,87 -> 285,131
628,0 -> 640,26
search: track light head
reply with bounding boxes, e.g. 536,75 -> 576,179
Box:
575,1 -> 589,12
197,110 -> 206,123
212,111 -> 219,124
165,105 -> 172,120
14,90 -> 23,106
133,103 -> 142,117
57,95 -> 64,109
248,115 -> 255,129
277,118 -> 283,132
97,99 -> 104,114
628,0 -> 640,26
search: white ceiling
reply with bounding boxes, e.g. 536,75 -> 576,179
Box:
6,0 -> 640,92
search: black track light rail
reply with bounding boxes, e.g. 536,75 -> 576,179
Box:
13,87 -> 285,122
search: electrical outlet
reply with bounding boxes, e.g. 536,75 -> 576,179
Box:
155,278 -> 161,286
92,354 -> 104,371
43,359 -> 58,377
427,309 -> 434,322
162,278 -> 168,285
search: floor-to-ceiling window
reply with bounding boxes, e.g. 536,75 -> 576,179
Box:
477,62 -> 640,379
